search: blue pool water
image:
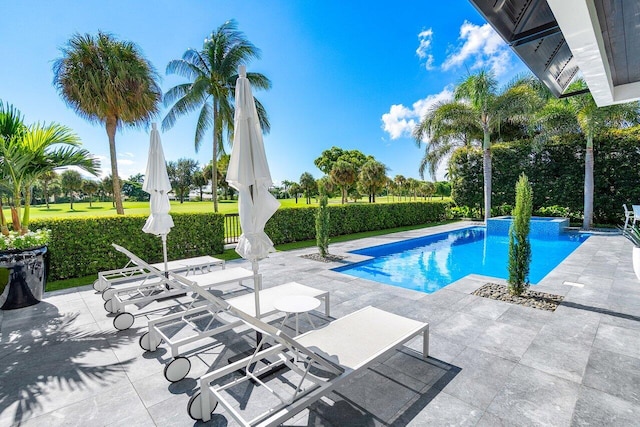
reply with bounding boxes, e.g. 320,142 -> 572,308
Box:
333,226 -> 589,294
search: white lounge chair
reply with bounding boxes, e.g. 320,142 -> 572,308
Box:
141,280 -> 330,382
104,244 -> 255,331
185,281 -> 429,426
93,248 -> 225,292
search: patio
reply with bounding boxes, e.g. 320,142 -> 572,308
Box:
1,221 -> 639,426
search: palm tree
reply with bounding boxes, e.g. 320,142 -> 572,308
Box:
61,170 -> 83,210
330,161 -> 356,204
82,179 -> 99,207
299,172 -> 317,204
162,20 -> 271,212
40,171 -> 58,209
0,101 -> 99,231
359,160 -> 387,203
394,175 -> 406,201
535,80 -> 639,229
414,70 -> 540,220
53,32 -> 161,215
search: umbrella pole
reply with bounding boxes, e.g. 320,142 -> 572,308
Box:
162,234 -> 168,278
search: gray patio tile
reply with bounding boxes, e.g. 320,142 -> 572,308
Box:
486,364 -> 580,426
496,303 -> 553,332
519,335 -> 591,383
445,277 -> 485,294
582,348 -> 640,405
403,299 -> 456,327
0,345 -> 130,424
444,347 -> 517,410
406,331 -> 466,363
397,390 -> 483,426
147,392 -> 219,427
431,312 -> 494,346
597,307 -> 640,332
19,382 -> 154,427
571,385 -> 640,427
305,393 -> 380,426
380,348 -> 458,390
334,365 -> 422,423
426,288 -> 469,309
463,296 -> 511,320
593,323 -> 640,359
468,321 -> 538,362
475,411 -> 510,427
536,304 -> 600,347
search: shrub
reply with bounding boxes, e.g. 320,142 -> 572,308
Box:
265,201 -> 449,244
31,212 -> 224,281
315,192 -> 330,256
508,174 -> 533,295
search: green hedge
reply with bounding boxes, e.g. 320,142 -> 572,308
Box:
31,212 -> 225,281
449,127 -> 640,224
265,201 -> 450,244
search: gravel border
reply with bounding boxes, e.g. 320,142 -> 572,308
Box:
472,283 -> 564,311
300,253 -> 346,263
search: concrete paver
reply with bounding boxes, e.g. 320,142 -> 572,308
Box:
1,221 -> 639,426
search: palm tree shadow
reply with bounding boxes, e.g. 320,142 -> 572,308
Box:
0,302 -> 135,424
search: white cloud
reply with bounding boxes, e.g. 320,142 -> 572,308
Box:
416,28 -> 435,70
442,21 -> 511,76
381,88 -> 453,140
118,159 -> 135,166
120,152 -> 135,157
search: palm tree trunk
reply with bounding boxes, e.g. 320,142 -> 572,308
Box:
483,129 -> 492,222
21,186 -> 32,233
212,102 -> 219,213
44,182 -> 50,209
106,117 -> 124,215
583,134 -> 594,230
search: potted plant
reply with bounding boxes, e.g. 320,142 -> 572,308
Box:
0,101 -> 99,309
621,226 -> 640,281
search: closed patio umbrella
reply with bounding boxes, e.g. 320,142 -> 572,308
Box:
227,65 -> 280,318
142,122 -> 174,274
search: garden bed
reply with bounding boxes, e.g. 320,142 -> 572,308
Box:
472,283 -> 563,311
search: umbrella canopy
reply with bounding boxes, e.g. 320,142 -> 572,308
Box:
227,65 -> 280,317
142,123 -> 174,270
227,65 -> 280,261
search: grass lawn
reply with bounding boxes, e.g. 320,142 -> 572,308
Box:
46,219 -> 457,292
21,196 -> 451,220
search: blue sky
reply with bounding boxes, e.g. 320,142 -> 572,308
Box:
0,0 -> 528,184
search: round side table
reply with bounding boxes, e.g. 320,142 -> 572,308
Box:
273,295 -> 321,335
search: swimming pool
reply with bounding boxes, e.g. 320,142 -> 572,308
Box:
333,226 -> 589,294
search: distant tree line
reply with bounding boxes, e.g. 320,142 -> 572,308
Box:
270,146 -> 450,205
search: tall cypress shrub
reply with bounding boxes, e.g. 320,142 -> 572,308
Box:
508,173 -> 532,295
315,191 -> 330,257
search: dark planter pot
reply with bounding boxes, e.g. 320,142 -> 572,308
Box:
0,246 -> 48,310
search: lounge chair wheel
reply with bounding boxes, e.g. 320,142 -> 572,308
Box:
102,288 -> 116,302
164,356 -> 191,382
139,332 -> 161,352
92,279 -> 104,292
187,391 -> 218,421
103,299 -> 114,313
113,312 -> 135,331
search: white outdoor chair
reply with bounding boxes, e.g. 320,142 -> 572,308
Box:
623,204 -> 634,229
103,244 -> 255,331
185,280 -> 429,426
93,247 -> 225,292
632,205 -> 640,228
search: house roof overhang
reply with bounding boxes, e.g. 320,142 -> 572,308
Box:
468,0 -> 640,107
